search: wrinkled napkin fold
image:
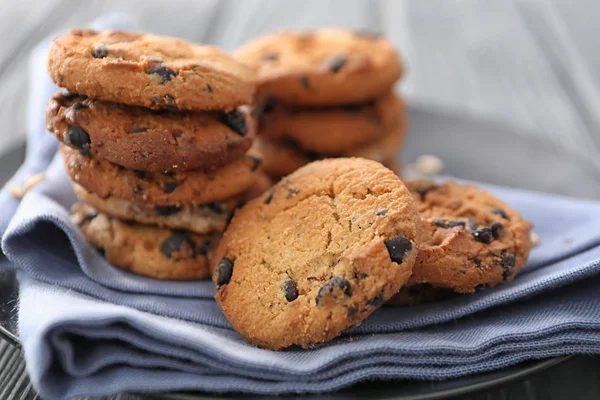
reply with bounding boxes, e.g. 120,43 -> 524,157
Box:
2,14 -> 600,400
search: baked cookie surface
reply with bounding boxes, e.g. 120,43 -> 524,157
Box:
255,92 -> 404,154
235,29 -> 402,106
213,158 -> 420,349
395,179 -> 533,295
48,29 -> 255,111
72,203 -> 218,280
61,144 -> 262,206
47,91 -> 256,172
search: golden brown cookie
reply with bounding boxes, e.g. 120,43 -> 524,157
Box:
47,91 -> 256,172
213,158 -> 421,350
235,29 -> 403,106
72,203 -> 218,280
72,174 -> 271,234
391,179 -> 533,296
61,144 -> 263,207
254,92 -> 404,154
253,119 -> 406,179
48,29 -> 255,111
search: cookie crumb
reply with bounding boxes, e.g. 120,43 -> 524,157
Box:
530,232 -> 540,247
5,172 -> 46,199
411,154 -> 444,175
5,182 -> 25,199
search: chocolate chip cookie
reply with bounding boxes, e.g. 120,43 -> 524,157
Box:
72,174 -> 271,234
61,144 -> 263,206
72,203 -> 218,280
253,119 -> 406,179
48,29 -> 255,111
47,91 -> 256,172
213,158 -> 420,349
391,179 -> 533,297
255,92 -> 404,154
235,29 -> 403,106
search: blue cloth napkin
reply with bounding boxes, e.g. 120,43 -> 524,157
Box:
2,15 -> 600,400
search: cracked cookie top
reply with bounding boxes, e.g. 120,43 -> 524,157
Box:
403,179 -> 533,293
212,158 -> 420,349
48,29 -> 255,111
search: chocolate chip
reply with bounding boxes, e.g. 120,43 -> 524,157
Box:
160,231 -> 195,260
247,155 -> 262,171
91,44 -> 108,58
133,183 -> 144,195
299,76 -> 310,89
353,270 -> 368,280
219,110 -> 247,136
500,253 -> 516,280
205,83 -> 212,93
205,202 -> 224,214
163,182 -> 179,193
261,51 -> 279,61
315,276 -> 352,305
491,222 -> 505,239
282,279 -> 299,302
492,208 -> 509,220
287,188 -> 299,198
147,65 -> 177,84
155,206 -> 181,216
472,257 -> 482,266
195,239 -> 213,256
433,219 -> 466,229
367,290 -> 386,307
128,127 -> 150,134
68,126 -> 91,155
472,227 -> 493,244
325,53 -> 347,73
384,237 -> 412,263
265,190 -> 274,204
72,102 -> 87,110
415,184 -> 439,198
376,209 -> 387,216
353,30 -> 382,39
151,96 -> 161,104
347,307 -> 359,318
467,219 -> 479,231
133,170 -> 146,179
215,257 -> 234,286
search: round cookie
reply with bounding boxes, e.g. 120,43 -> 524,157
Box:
48,29 -> 255,111
235,29 -> 403,106
255,92 -> 404,154
72,203 -> 218,280
213,158 -> 421,350
61,144 -> 263,207
47,90 -> 256,172
72,174 -> 271,234
253,119 -> 406,179
393,179 -> 533,295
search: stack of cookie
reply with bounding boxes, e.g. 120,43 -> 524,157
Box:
45,29 -> 268,280
234,29 -> 407,179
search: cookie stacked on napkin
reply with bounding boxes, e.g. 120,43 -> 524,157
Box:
235,29 -> 407,179
45,29 -> 267,280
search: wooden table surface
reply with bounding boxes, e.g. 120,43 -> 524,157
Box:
2,1 -> 600,399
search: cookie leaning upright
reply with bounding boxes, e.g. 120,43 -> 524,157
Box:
388,179 -> 533,304
48,29 -> 255,111
213,158 -> 421,350
235,29 -> 402,106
